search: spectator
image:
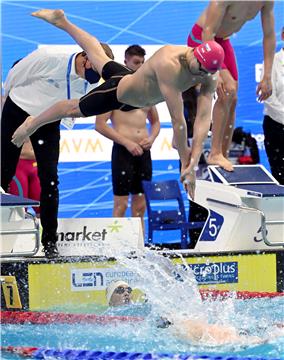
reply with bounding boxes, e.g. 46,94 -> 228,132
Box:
1,44 -> 113,258
96,45 -> 160,235
262,26 -> 284,184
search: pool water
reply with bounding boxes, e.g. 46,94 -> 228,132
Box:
2,252 -> 284,359
2,297 -> 284,359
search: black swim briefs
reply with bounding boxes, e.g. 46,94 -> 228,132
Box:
79,61 -> 138,117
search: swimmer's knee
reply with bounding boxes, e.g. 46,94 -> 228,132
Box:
67,99 -> 80,109
224,78 -> 238,96
65,99 -> 82,117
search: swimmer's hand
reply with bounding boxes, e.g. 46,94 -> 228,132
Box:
256,76 -> 272,102
180,166 -> 196,201
11,116 -> 35,148
156,316 -> 173,328
139,136 -> 154,151
125,140 -> 144,156
216,74 -> 226,98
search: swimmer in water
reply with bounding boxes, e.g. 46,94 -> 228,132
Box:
157,315 -> 284,346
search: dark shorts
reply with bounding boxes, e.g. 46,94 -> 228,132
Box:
111,143 -> 152,196
79,61 -> 138,117
263,115 -> 284,184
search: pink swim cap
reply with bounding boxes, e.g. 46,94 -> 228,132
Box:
193,41 -> 224,73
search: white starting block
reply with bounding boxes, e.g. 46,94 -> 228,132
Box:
192,165 -> 284,252
0,193 -> 40,257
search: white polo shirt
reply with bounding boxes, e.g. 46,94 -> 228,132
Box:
263,48 -> 284,125
4,47 -> 94,116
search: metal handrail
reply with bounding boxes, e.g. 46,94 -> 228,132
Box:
207,198 -> 284,247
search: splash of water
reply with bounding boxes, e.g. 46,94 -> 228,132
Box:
86,241 -> 284,344
114,248 -> 207,323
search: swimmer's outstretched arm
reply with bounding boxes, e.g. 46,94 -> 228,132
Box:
11,99 -> 82,147
32,9 -> 110,75
173,319 -> 264,346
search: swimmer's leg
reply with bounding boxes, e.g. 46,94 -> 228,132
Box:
12,99 -> 82,147
32,9 -> 110,75
207,69 -> 237,172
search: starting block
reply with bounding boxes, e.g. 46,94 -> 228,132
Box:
192,165 -> 284,252
0,193 -> 40,257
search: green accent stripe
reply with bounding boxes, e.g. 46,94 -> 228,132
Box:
12,176 -> 23,197
189,30 -> 202,44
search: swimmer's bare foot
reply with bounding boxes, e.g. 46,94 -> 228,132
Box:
31,9 -> 67,28
11,116 -> 34,148
207,153 -> 234,171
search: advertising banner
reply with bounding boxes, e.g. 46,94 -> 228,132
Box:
28,261 -> 141,310
25,253 -> 278,310
59,128 -> 178,162
57,217 -> 144,256
174,253 -> 277,292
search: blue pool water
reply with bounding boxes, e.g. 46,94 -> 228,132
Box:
2,252 -> 284,359
2,296 -> 284,359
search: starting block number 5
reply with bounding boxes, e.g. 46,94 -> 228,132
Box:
0,276 -> 22,309
200,210 -> 224,241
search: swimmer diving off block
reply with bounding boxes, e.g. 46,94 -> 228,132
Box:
11,9 -> 225,200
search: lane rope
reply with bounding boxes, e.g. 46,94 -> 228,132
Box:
1,291 -> 283,324
0,310 -> 143,325
200,289 -> 284,300
1,346 -> 282,360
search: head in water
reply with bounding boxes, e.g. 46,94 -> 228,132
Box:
106,280 -> 132,307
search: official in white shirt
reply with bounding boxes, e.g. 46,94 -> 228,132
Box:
1,44 -> 113,258
262,26 -> 284,184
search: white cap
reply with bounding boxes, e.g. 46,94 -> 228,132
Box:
106,280 -> 129,304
